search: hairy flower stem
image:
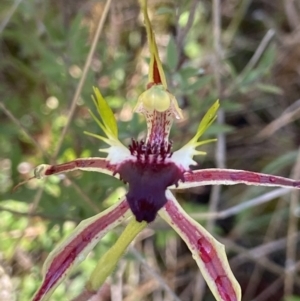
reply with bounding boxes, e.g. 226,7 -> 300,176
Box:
86,219 -> 147,292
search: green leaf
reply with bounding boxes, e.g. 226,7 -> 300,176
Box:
179,66 -> 204,78
262,151 -> 298,174
156,6 -> 174,15
256,83 -> 283,95
166,36 -> 179,70
194,100 -> 219,141
92,87 -> 118,138
186,76 -> 213,94
205,123 -> 235,136
220,99 -> 244,112
285,296 -> 300,301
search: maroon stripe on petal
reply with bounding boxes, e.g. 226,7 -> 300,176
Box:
164,199 -> 238,301
33,200 -> 129,301
44,158 -> 114,176
183,168 -> 300,188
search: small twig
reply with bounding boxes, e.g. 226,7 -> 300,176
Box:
7,186 -> 44,262
223,0 -> 251,48
67,178 -> 100,213
222,236 -> 300,286
0,205 -> 79,223
111,260 -> 127,301
190,187 -> 291,220
70,290 -> 94,301
191,273 -> 206,301
251,276 -> 283,301
207,0 -> 225,233
0,102 -> 47,158
284,0 -> 300,30
238,29 -> 275,81
229,233 -> 300,267
129,246 -> 181,301
284,145 -> 300,297
242,197 -> 287,300
175,0 -> 198,65
123,278 -> 161,301
52,0 -> 112,160
224,29 -> 275,97
71,283 -> 111,301
0,0 -> 23,34
257,98 -> 300,139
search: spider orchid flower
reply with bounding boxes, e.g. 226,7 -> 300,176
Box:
26,1 -> 300,301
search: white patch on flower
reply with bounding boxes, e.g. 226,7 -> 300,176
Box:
100,141 -> 134,166
169,144 -> 197,171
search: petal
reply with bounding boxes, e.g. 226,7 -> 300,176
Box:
32,198 -> 131,301
33,158 -> 114,179
13,158 -> 115,191
159,191 -> 241,301
176,168 -> 300,190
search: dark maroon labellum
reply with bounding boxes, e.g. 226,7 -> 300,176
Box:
116,140 -> 184,223
118,160 -> 184,223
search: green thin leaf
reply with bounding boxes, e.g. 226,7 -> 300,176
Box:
166,36 -> 179,70
92,87 -> 118,138
256,83 -> 283,95
194,100 -> 220,141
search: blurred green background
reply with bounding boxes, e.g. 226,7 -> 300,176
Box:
1,0 -> 300,300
